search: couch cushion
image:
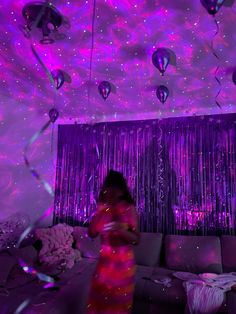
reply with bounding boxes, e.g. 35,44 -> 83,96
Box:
227,291 -> 236,314
9,245 -> 38,264
134,265 -> 155,299
73,226 -> 101,259
133,233 -> 162,266
143,268 -> 186,306
221,236 -> 236,272
165,235 -> 222,274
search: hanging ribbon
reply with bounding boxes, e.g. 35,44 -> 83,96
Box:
209,17 -> 222,109
31,44 -> 56,88
19,259 -> 55,287
14,2 -> 61,313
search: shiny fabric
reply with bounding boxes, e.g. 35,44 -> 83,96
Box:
54,113 -> 236,234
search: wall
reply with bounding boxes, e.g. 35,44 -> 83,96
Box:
0,99 -> 57,230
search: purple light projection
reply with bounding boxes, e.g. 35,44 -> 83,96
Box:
0,1 -> 236,230
0,0 -> 236,123
54,113 -> 236,235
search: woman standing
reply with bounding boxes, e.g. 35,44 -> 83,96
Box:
87,170 -> 140,314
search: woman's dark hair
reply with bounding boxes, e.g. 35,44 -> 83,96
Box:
98,170 -> 134,205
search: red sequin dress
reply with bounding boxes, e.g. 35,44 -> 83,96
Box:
87,202 -> 138,314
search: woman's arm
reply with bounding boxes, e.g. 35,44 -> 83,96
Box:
103,222 -> 140,244
88,205 -> 108,238
103,205 -> 140,245
119,227 -> 140,245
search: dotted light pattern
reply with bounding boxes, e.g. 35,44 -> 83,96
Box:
0,1 -> 236,230
0,0 -> 235,124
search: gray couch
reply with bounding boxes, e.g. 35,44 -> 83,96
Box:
0,227 -> 236,314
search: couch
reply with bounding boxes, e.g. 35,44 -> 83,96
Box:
0,227 -> 236,314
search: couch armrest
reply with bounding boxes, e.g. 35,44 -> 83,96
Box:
227,290 -> 236,314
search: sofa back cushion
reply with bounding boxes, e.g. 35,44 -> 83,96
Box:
73,226 -> 101,259
165,235 -> 222,274
221,236 -> 236,272
133,232 -> 162,266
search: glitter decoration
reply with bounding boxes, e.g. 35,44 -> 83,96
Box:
54,114 -> 236,234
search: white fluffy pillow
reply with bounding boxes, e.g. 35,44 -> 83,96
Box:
35,224 -> 81,269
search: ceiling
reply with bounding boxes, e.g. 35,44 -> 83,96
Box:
0,0 -> 236,124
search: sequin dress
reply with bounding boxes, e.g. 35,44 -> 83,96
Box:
87,202 -> 138,314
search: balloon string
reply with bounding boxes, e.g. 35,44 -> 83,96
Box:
87,0 -> 96,109
210,17 -> 222,109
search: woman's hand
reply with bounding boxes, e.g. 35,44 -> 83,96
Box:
103,222 -> 126,232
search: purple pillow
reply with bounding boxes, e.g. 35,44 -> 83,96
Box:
133,233 -> 162,266
221,236 -> 236,272
165,235 -> 222,274
73,226 -> 101,259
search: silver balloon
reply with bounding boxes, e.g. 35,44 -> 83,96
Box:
156,85 -> 169,104
98,81 -> 111,100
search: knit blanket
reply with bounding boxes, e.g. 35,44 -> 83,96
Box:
35,224 -> 81,269
174,271 -> 236,314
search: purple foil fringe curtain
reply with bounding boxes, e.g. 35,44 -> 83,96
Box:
54,113 -> 236,235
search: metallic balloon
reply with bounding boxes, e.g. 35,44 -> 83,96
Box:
51,69 -> 65,89
49,108 -> 59,123
98,81 -> 111,100
232,69 -> 236,85
152,48 -> 171,75
156,85 -> 169,104
200,0 -> 225,15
